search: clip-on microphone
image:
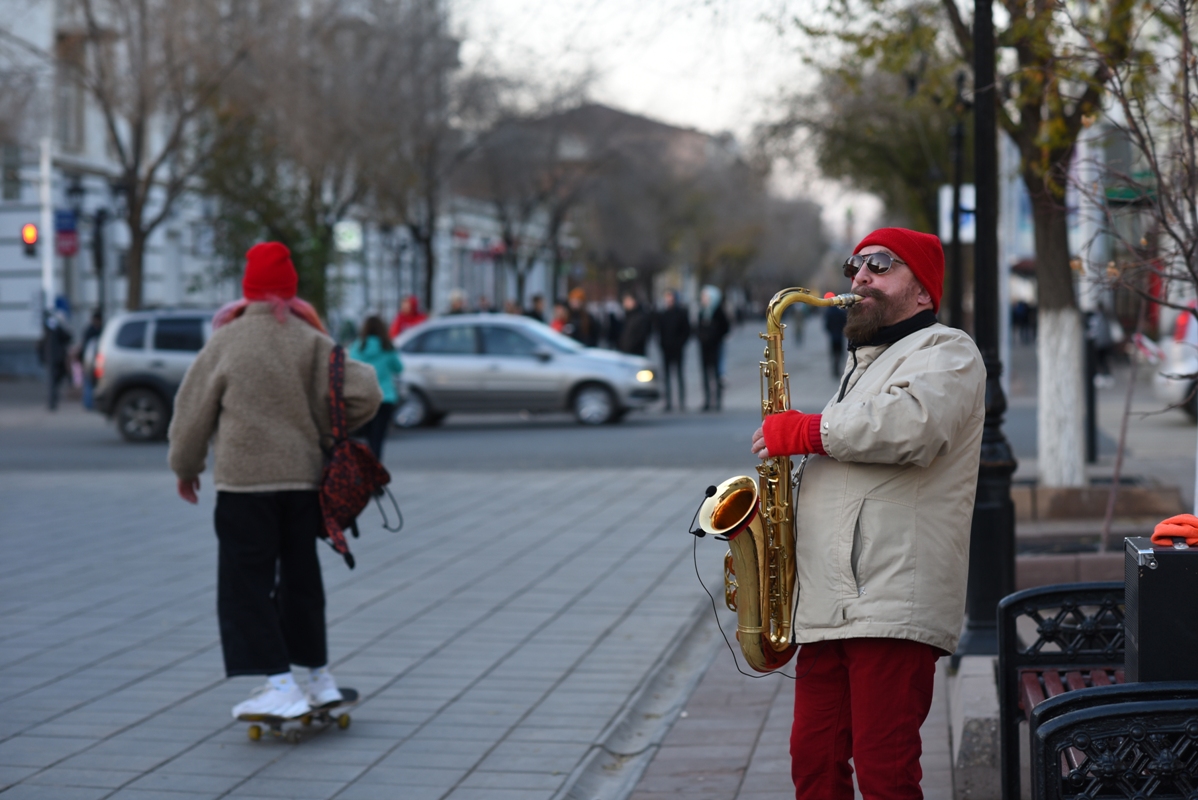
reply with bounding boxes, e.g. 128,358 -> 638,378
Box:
687,485 -> 718,538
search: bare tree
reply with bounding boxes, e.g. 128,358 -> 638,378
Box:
787,0 -> 1146,486
44,0 -> 255,309
202,1 -> 373,314
745,196 -> 828,299
460,84 -> 610,307
0,44 -> 38,146
358,0 -> 488,313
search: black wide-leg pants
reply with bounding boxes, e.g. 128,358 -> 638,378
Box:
214,490 -> 328,677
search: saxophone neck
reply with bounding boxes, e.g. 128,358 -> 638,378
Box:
766,287 -> 860,332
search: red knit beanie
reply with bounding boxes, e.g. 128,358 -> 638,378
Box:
242,242 -> 298,301
853,228 -> 944,313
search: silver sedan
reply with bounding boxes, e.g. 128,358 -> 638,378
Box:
392,314 -> 660,426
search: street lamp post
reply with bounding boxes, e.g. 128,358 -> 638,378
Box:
66,177 -> 84,310
92,209 -> 109,316
66,176 -> 110,317
949,72 -> 970,331
955,0 -> 1017,662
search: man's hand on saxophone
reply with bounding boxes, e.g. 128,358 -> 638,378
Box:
750,426 -> 769,459
751,410 -> 825,460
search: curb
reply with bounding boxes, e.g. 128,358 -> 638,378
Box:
552,594 -> 724,800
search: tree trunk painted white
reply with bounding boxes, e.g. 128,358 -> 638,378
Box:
1037,307 -> 1087,487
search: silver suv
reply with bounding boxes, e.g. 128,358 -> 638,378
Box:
89,309 -> 214,441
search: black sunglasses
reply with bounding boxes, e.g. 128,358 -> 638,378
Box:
843,252 -> 906,279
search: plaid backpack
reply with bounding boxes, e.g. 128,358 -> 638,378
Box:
319,345 -> 391,569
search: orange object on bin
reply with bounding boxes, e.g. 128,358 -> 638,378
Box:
1151,514 -> 1198,547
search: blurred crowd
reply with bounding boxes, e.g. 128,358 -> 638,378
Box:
384,285 -> 735,412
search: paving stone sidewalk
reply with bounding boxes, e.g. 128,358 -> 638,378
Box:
628,638 -> 953,800
0,467 -> 727,800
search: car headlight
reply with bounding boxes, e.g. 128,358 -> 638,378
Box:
636,369 -> 654,383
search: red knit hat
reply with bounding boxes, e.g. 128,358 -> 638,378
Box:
853,228 -> 944,313
242,242 -> 298,301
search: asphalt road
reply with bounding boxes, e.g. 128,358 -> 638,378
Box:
0,317 -> 1051,475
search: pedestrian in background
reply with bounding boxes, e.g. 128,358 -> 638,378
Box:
602,298 -> 624,349
446,289 -> 468,315
696,285 -> 729,412
388,295 -> 427,339
1087,304 -> 1120,388
39,309 -> 72,411
168,241 -> 381,720
618,293 -> 651,356
525,294 -> 546,322
349,315 -> 404,459
77,309 -> 103,410
566,288 -> 599,347
655,289 -> 690,412
824,299 -> 847,379
550,302 -> 569,333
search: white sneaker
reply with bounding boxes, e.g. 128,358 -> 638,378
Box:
306,671 -> 343,707
232,681 -> 311,719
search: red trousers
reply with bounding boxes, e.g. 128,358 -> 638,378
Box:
790,637 -> 938,800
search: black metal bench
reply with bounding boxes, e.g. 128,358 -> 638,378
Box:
1030,683 -> 1198,798
998,582 -> 1126,800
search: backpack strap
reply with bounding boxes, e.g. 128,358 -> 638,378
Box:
328,345 -> 348,444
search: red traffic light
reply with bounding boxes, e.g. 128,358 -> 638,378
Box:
21,223 -> 37,257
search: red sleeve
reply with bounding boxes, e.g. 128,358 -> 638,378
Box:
389,314 -> 401,339
762,410 -> 827,456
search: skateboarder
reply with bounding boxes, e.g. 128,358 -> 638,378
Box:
168,242 -> 381,719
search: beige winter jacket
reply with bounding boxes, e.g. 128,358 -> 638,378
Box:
168,303 -> 382,492
793,322 -> 985,654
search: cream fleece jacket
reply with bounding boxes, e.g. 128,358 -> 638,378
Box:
793,323 -> 986,654
167,303 -> 382,491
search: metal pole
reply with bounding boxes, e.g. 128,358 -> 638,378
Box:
39,138 -> 57,410
950,74 -> 965,330
950,123 -> 964,329
93,208 -> 108,316
39,137 -> 53,310
954,0 -> 1018,663
1085,337 -> 1098,463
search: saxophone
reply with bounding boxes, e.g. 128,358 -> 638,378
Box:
697,287 -> 859,672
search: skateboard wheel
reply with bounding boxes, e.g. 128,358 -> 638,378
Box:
247,725 -> 262,741
301,715 -> 312,727
337,713 -> 351,730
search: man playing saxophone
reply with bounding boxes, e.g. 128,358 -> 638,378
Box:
750,228 -> 985,800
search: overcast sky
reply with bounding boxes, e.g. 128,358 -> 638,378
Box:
458,0 -> 802,136
456,0 -> 884,235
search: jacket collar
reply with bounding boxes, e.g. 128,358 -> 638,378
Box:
848,309 -> 937,350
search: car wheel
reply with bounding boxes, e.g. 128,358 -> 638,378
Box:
573,384 -> 617,425
115,388 -> 169,442
395,389 -> 433,428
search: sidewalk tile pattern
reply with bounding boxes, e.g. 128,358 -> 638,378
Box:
0,467 -> 725,799
629,640 -> 953,800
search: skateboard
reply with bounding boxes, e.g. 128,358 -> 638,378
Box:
238,688 -> 359,743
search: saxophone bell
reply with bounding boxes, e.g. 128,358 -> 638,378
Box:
698,476 -> 797,672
